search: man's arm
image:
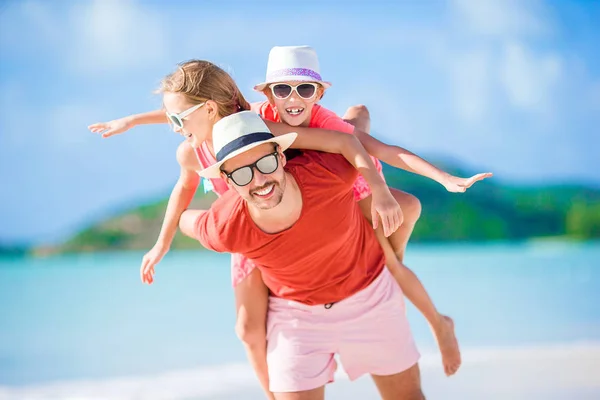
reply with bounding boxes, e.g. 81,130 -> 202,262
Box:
179,208 -> 230,253
178,209 -> 209,242
178,191 -> 240,253
352,129 -> 492,192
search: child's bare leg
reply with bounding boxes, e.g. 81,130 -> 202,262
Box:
386,188 -> 421,262
342,105 -> 421,262
386,260 -> 461,377
359,196 -> 461,376
234,267 -> 275,399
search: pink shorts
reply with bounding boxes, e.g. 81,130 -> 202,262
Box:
230,158 -> 386,288
265,268 -> 420,393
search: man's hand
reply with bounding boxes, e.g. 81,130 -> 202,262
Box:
442,172 -> 493,193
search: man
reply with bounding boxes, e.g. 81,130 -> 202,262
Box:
179,111 -> 424,400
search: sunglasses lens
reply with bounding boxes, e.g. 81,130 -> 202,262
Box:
272,84 -> 292,99
230,167 -> 253,186
168,115 -> 183,128
297,84 -> 316,99
256,154 -> 279,174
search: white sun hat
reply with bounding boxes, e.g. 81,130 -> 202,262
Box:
253,45 -> 332,92
199,111 -> 297,179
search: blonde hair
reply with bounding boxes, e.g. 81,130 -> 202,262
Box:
158,60 -> 250,118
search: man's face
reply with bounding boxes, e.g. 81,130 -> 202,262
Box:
221,143 -> 287,210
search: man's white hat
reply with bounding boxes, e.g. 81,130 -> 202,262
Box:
253,45 -> 332,91
199,111 -> 297,179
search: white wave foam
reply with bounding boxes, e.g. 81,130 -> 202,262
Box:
1,342 -> 599,400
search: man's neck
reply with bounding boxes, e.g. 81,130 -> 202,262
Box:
248,172 -> 302,234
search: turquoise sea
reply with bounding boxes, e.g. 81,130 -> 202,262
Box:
1,242 -> 599,399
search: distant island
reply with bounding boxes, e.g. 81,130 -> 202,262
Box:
23,160 -> 600,256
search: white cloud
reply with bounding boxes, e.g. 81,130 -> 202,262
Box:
436,0 -> 564,120
452,0 -> 548,38
69,0 -> 168,75
500,42 -> 562,112
0,0 -> 168,75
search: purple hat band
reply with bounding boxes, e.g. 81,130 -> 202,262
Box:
266,68 -> 323,82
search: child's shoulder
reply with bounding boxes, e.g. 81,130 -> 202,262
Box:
310,104 -> 339,120
310,104 -> 354,134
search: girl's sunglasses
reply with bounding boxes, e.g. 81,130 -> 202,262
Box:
166,102 -> 205,129
221,151 -> 279,186
270,83 -> 319,100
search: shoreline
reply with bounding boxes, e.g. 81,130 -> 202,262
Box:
2,341 -> 599,400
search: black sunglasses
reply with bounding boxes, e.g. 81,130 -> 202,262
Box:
221,151 -> 280,186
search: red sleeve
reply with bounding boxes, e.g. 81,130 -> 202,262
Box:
192,193 -> 241,253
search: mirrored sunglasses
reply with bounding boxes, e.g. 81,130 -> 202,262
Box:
222,152 -> 279,186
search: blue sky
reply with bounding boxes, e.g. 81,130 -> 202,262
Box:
0,0 -> 599,245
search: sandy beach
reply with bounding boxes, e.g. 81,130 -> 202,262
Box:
2,342 -> 598,400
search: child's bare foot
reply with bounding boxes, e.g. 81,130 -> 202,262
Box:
433,315 -> 461,376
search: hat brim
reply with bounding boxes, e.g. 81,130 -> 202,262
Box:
254,76 -> 332,92
198,132 -> 298,179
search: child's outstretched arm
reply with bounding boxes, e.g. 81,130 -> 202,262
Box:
265,121 -> 402,237
353,129 -> 493,192
89,109 -> 167,138
140,142 -> 201,284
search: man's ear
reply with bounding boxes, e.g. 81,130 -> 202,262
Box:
219,171 -> 233,187
279,147 -> 287,168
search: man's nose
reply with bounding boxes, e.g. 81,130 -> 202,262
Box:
252,169 -> 269,186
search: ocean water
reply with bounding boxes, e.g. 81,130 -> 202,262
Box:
0,242 -> 599,399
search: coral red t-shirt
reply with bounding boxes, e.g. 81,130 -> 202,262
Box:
252,101 -> 355,133
193,150 -> 385,305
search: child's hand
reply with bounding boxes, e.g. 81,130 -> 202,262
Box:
88,117 -> 134,138
442,172 -> 493,193
140,244 -> 169,284
371,187 -> 403,237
